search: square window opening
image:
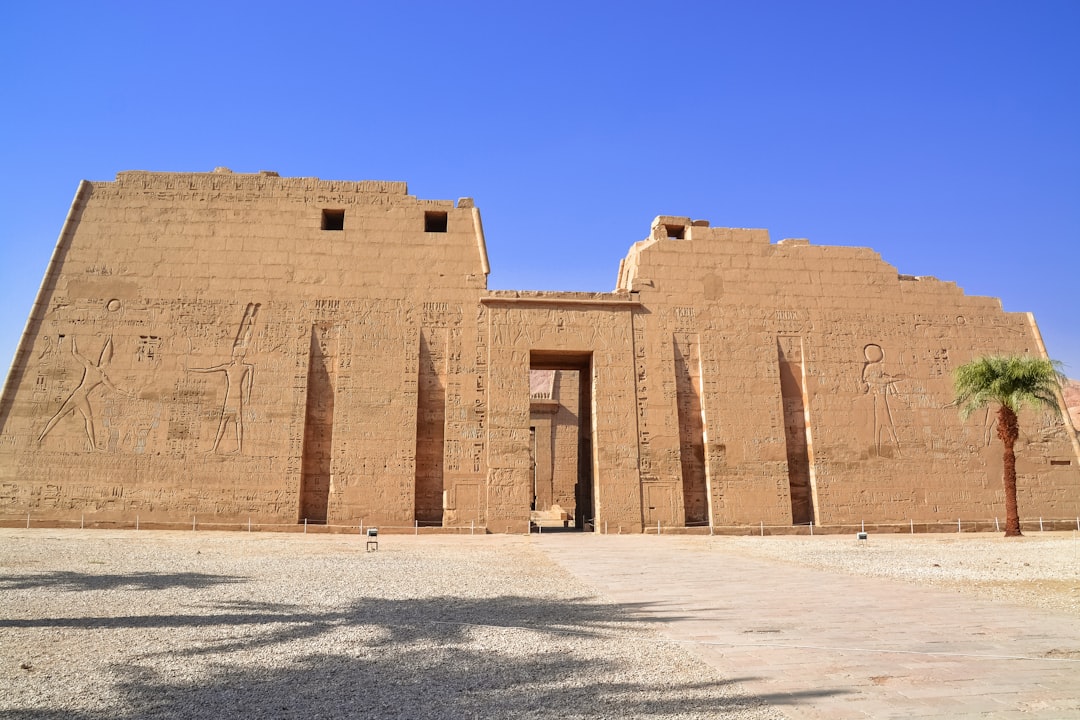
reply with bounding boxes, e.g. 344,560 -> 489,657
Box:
322,209 -> 345,231
665,224 -> 686,240
425,211 -> 449,233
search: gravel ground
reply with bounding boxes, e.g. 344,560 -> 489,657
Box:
4,529 -> 1076,719
711,530 -> 1080,614
0,529 -> 782,720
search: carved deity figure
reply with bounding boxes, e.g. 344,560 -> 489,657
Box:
861,343 -> 902,457
38,336 -> 124,449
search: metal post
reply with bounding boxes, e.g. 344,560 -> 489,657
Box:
248,517 -> 252,532
415,520 -> 418,535
995,517 -> 1000,532
81,514 -> 84,530
910,519 -> 914,534
26,512 -> 30,529
958,518 -> 961,533
304,518 -> 308,534
809,521 -> 813,536
471,520 -> 474,535
861,520 -> 865,532
1040,517 -> 1044,532
760,521 -> 764,537
193,515 -> 196,531
657,520 -> 661,535
136,515 -> 139,531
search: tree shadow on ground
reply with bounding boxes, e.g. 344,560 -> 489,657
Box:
3,594 -> 849,719
1,594 -> 668,642
7,647 -> 796,719
0,571 -> 247,592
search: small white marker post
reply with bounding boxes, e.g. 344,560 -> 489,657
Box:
910,519 -> 914,534
248,517 -> 252,532
1040,517 -> 1044,532
304,518 -> 308,534
193,515 -> 196,531
760,521 -> 764,537
958,518 -> 961,533
26,512 -> 30,529
995,517 -> 1000,532
136,515 -> 139,531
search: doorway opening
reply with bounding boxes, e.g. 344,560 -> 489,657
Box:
529,351 -> 593,532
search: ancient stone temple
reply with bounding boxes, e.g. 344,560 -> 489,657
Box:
2,170 -> 1078,532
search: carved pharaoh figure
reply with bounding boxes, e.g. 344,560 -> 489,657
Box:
38,336 -> 125,450
188,304 -> 258,454
190,346 -> 254,454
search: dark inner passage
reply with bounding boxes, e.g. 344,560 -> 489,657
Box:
529,351 -> 593,531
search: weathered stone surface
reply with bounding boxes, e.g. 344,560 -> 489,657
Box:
1,171 -> 1077,532
1064,379 -> 1080,429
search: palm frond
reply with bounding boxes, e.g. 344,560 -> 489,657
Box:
953,355 -> 1065,419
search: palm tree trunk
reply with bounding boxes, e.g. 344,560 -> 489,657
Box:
997,406 -> 1022,537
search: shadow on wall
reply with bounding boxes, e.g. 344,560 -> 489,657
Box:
1,592 -> 849,718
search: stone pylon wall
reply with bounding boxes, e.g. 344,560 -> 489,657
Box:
0,171 -> 489,527
618,218 -> 1080,526
1,172 -> 1078,531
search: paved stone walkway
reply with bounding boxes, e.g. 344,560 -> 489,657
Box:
535,534 -> 1080,719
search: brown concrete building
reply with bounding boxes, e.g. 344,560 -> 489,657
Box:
1,170 -> 1078,533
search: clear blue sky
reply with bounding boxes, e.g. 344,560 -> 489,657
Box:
2,1 -> 1077,375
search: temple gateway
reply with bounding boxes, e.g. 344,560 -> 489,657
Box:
2,170 -> 1078,532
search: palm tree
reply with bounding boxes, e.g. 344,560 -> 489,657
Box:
954,355 -> 1066,537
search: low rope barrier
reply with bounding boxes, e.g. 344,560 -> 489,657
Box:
5,514 -> 1080,536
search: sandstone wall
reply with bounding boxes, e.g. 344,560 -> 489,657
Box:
1,172 -> 1077,531
0,171 -> 489,528
618,217 -> 1080,526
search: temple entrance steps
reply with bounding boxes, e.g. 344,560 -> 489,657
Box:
530,505 -> 573,530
